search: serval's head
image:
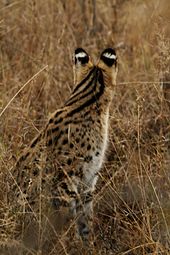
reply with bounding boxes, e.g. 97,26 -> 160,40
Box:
73,47 -> 118,91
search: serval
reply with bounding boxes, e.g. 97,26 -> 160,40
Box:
8,47 -> 118,246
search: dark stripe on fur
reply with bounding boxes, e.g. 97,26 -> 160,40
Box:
71,67 -> 96,94
67,69 -> 105,117
65,74 -> 97,107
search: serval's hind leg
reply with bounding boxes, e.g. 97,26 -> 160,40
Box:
76,191 -> 93,243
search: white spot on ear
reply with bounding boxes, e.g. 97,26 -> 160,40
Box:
75,52 -> 87,58
103,52 -> 116,59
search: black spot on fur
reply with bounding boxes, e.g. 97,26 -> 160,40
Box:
54,117 -> 63,125
61,182 -> 67,190
84,156 -> 93,162
76,138 -> 80,143
46,129 -> 52,136
81,142 -> 85,147
58,171 -> 64,180
77,153 -> 83,157
54,110 -> 63,118
67,158 -> 72,165
33,169 -> 39,176
87,144 -> 91,150
62,138 -> 68,145
76,167 -> 83,178
47,139 -> 52,146
21,171 -> 25,178
70,143 -> 74,148
68,170 -> 74,176
52,126 -> 59,133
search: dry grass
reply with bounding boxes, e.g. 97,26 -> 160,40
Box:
0,0 -> 170,254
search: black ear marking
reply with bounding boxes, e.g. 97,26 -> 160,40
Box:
100,48 -> 117,67
74,48 -> 89,65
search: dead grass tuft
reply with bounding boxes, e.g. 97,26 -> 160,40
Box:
0,0 -> 170,254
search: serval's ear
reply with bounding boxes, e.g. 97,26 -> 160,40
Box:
73,48 -> 93,85
98,48 -> 118,85
74,48 -> 89,65
100,48 -> 117,67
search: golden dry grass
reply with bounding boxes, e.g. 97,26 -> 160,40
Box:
0,0 -> 170,254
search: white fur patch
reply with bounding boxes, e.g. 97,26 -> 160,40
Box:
83,109 -> 109,192
103,52 -> 116,59
75,52 -> 87,58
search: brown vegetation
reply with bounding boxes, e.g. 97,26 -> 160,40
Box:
0,0 -> 170,254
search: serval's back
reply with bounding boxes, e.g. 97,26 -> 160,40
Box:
9,47 -> 118,246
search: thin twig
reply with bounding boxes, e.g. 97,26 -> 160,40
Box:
0,65 -> 48,118
117,81 -> 168,85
